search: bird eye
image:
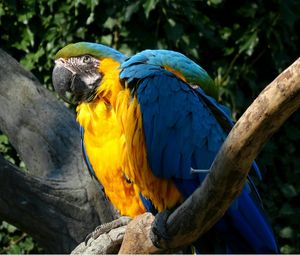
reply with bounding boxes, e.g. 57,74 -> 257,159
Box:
82,55 -> 92,63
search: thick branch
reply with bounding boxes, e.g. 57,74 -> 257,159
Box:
72,225 -> 127,254
0,48 -> 80,178
0,49 -> 118,253
119,57 -> 300,253
0,155 -> 98,252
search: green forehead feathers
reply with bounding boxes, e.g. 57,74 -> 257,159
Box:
55,42 -> 126,62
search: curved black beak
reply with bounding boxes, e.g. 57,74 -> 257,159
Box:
53,57 -> 102,104
52,63 -> 75,104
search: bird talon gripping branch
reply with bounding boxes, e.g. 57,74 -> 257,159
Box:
84,216 -> 132,245
150,209 -> 173,248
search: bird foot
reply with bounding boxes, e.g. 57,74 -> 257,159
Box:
150,209 -> 173,248
85,216 -> 132,245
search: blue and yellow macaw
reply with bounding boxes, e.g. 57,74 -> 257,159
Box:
52,42 -> 278,253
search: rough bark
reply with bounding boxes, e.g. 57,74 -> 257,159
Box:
0,48 -> 118,253
71,225 -> 127,254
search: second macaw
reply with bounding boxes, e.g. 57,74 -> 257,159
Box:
52,42 -> 278,253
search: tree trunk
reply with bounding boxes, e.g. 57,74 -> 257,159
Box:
0,48 -> 118,253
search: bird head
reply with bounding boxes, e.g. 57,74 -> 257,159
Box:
52,42 -> 126,104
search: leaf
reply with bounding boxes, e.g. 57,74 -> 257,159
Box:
224,47 -> 234,56
6,224 -> 17,234
237,3 -> 258,18
208,0 -> 223,6
237,31 -> 259,56
124,2 -> 140,21
19,160 -> 27,172
76,27 -> 86,39
86,12 -> 94,25
103,17 -> 118,30
20,237 -> 34,252
0,3 -> 5,18
281,244 -> 295,254
280,227 -> 294,239
220,27 -> 232,41
0,134 -> 9,153
11,26 -> 35,52
143,0 -> 159,18
20,47 -> 45,71
281,184 -> 298,198
279,203 -> 295,216
8,244 -> 21,254
101,35 -> 112,45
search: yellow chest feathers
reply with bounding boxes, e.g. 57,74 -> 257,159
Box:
76,58 -> 182,217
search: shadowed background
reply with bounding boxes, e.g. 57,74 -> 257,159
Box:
0,0 -> 299,253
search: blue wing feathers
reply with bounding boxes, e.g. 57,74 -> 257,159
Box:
225,188 -> 278,252
134,72 -> 220,180
195,88 -> 263,180
139,193 -> 158,214
195,88 -> 235,126
120,53 -> 278,253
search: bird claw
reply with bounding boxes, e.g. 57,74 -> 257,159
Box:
85,216 -> 132,245
150,209 -> 173,248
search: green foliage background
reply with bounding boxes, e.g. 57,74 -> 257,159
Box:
0,0 -> 300,253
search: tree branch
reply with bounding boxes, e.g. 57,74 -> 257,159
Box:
0,49 -> 118,253
0,155 -> 96,252
118,57 -> 300,253
0,48 -> 79,178
72,225 -> 127,254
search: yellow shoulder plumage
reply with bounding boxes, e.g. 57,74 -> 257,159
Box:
76,58 -> 182,216
77,58 -> 145,216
